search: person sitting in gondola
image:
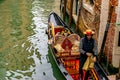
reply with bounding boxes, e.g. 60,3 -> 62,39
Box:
79,29 -> 98,80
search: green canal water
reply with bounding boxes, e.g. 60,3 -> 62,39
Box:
0,0 -> 65,80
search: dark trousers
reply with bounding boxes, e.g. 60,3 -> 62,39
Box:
79,54 -> 89,80
80,69 -> 89,80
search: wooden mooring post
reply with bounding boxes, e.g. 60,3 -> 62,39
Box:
63,0 -> 67,21
68,0 -> 73,27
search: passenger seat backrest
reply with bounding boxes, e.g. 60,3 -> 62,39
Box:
61,38 -> 73,50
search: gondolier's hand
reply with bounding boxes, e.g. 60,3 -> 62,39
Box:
86,52 -> 92,57
92,57 -> 96,62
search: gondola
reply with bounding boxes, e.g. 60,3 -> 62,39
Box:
47,12 -> 109,80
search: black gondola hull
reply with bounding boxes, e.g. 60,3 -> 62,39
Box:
47,12 -> 109,80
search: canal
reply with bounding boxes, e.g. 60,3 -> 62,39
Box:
0,0 -> 65,80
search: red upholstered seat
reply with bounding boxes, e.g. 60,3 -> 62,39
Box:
61,38 -> 73,50
54,27 -> 64,34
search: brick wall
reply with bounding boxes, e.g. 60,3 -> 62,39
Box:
104,24 -> 115,62
104,0 -> 117,63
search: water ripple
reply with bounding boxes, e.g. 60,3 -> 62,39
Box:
27,0 -> 56,80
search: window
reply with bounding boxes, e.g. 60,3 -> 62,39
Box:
118,32 -> 120,46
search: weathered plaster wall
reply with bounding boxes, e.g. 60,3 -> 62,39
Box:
113,27 -> 120,67
98,0 -> 110,53
112,0 -> 120,67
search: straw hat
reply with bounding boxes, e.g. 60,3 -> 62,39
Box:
83,29 -> 95,35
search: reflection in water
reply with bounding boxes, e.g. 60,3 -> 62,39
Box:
27,0 -> 56,80
4,0 -> 56,80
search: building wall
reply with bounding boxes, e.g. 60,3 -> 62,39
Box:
98,0 -> 110,53
112,0 -> 120,67
104,0 -> 117,64
113,27 -> 120,67
104,25 -> 115,63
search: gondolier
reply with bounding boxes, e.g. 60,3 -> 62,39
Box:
79,29 -> 98,80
